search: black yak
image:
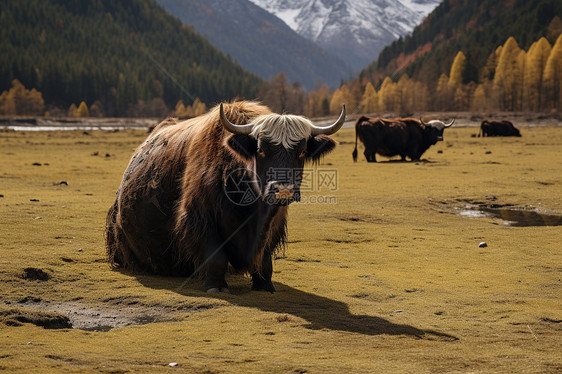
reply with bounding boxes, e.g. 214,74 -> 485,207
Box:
352,116 -> 454,162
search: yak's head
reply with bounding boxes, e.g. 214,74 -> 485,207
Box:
420,117 -> 455,145
221,104 -> 345,206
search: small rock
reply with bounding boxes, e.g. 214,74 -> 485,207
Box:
58,181 -> 68,186
77,248 -> 83,252
391,309 -> 406,314
105,153 -> 111,157
34,217 -> 42,220
30,199 -> 39,202
479,242 -> 488,248
485,151 -> 492,154
437,150 -> 443,154
92,151 -> 99,156
0,194 -> 4,198
32,162 -> 41,166
169,362 -> 178,367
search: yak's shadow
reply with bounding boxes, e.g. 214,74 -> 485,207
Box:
135,274 -> 457,341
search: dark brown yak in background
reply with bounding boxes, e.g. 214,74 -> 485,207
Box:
352,116 -> 454,162
478,120 -> 521,137
105,101 -> 345,293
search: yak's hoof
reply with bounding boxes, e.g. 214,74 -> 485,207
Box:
252,280 -> 276,293
206,287 -> 230,293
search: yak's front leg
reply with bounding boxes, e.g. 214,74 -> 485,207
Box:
251,249 -> 275,293
203,242 -> 230,293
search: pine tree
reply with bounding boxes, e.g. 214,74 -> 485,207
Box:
543,34 -> 562,110
449,51 -> 466,87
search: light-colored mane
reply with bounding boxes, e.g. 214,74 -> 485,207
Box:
250,114 -> 313,149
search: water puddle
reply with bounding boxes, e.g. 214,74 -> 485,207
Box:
458,204 -> 562,227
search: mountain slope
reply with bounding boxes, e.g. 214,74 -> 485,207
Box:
248,0 -> 440,70
0,0 -> 261,115
360,0 -> 562,85
156,0 -> 352,89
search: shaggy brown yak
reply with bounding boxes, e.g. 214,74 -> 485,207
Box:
106,101 -> 345,292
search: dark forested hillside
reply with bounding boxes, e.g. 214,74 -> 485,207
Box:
360,0 -> 562,86
0,0 -> 261,116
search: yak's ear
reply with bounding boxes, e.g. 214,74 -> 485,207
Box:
305,135 -> 337,164
226,134 -> 258,160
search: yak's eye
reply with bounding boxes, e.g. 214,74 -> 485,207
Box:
257,147 -> 266,158
299,150 -> 306,158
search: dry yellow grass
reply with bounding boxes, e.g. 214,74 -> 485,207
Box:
0,125 -> 561,373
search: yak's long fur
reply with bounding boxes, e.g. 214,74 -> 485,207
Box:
105,101 -> 307,277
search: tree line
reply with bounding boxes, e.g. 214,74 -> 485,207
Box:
0,0 -> 261,117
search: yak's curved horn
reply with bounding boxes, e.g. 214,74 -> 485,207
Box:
310,105 -> 346,136
444,119 -> 455,128
220,103 -> 253,135
419,116 -> 429,126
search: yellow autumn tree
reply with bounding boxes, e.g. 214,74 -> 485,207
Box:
75,101 -> 89,117
471,84 -> 487,111
175,100 -> 187,117
480,45 -> 503,82
0,79 -> 45,115
543,34 -> 562,110
524,37 -> 552,111
378,77 -> 399,112
330,84 -> 352,115
360,82 -> 378,113
411,81 -> 429,112
307,85 -> 331,117
185,98 -> 207,117
449,51 -> 466,87
68,103 -> 77,117
435,74 -> 452,111
494,37 -> 525,111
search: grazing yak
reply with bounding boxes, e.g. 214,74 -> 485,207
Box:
352,116 -> 454,162
105,101 -> 345,293
479,120 -> 521,137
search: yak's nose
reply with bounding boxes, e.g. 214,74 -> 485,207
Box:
272,183 -> 295,200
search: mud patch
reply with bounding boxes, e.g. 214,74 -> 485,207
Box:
4,299 -> 192,332
332,213 -> 382,224
436,200 -> 562,227
0,307 -> 71,329
21,267 -> 51,281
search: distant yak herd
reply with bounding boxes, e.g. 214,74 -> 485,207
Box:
105,101 -> 521,292
352,117 -> 520,162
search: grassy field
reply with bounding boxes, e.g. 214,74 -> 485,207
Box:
0,125 -> 561,373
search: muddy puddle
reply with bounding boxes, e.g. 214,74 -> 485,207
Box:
455,202 -> 562,226
1,297 -> 200,332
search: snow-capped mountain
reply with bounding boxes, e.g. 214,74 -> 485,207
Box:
156,0 -> 352,89
248,0 -> 440,70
